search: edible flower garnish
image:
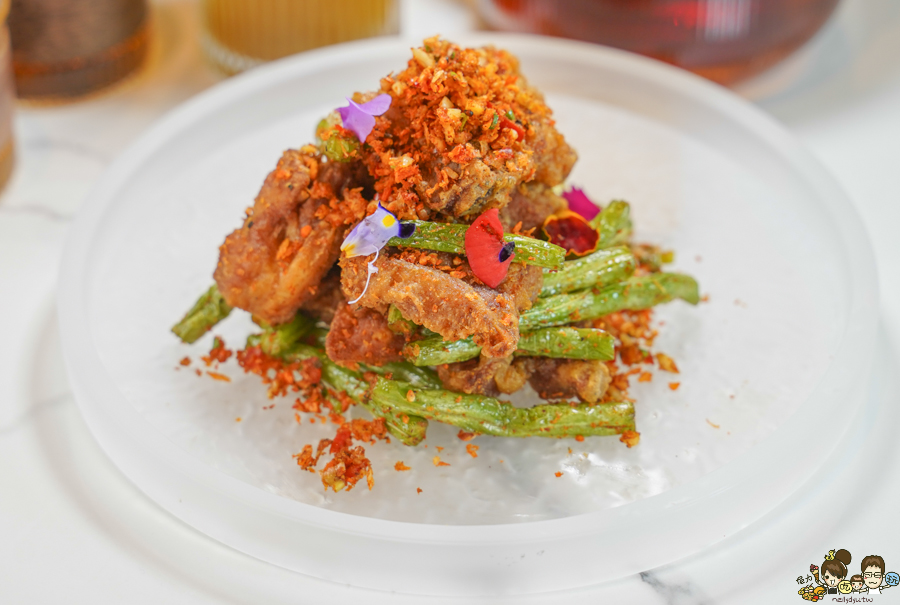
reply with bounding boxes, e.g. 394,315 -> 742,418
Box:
464,208 -> 515,288
542,210 -> 600,257
341,203 -> 415,304
337,93 -> 392,143
562,186 -> 600,221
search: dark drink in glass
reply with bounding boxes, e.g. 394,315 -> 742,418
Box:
478,0 -> 840,84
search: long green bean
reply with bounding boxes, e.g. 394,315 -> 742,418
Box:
521,273 -> 700,331
405,327 -> 615,366
540,246 -> 636,297
281,344 -> 429,446
258,312 -> 316,357
172,284 -> 232,344
370,378 -> 635,438
589,200 -> 632,249
386,220 -> 566,268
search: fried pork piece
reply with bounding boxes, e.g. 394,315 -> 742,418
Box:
325,304 -> 406,369
361,37 -> 577,220
391,248 -> 542,313
299,266 -> 344,324
437,355 -> 528,396
214,147 -> 371,325
497,262 -> 543,312
519,358 -> 611,404
340,253 -> 520,358
500,183 -> 567,232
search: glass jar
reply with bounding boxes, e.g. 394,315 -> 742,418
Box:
202,0 -> 400,76
478,0 -> 841,85
9,0 -> 149,100
0,0 -> 14,192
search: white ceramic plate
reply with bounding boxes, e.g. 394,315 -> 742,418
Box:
58,35 -> 877,595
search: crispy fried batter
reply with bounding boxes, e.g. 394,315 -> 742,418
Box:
497,262 -> 543,312
214,148 -> 371,325
520,358 -> 612,404
340,253 -> 520,358
364,37 -> 576,220
437,355 -> 528,396
325,304 -> 407,369
299,266 -> 344,324
499,183 -> 567,232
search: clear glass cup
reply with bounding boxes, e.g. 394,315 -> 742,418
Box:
202,0 -> 400,76
478,0 -> 841,85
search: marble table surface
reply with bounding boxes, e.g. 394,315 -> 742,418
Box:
2,0 -> 900,602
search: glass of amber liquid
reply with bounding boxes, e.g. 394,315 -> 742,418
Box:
478,0 -> 840,85
202,0 -> 400,76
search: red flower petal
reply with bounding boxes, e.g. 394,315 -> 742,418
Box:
464,208 -> 514,289
542,211 -> 600,257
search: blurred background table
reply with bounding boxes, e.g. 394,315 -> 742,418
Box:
1,0 -> 899,602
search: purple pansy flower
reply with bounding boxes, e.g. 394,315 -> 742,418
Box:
337,93 -> 392,143
340,203 -> 414,304
562,186 -> 600,221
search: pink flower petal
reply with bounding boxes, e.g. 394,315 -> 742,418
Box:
336,94 -> 392,142
562,187 -> 600,221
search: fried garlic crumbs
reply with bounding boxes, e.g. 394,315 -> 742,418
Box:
706,419 -> 720,429
237,345 -> 322,398
465,443 -> 479,458
669,382 -> 681,391
296,417 -> 390,492
619,430 -> 640,448
433,456 -> 450,467
638,372 -> 652,383
457,430 -> 476,441
395,461 -> 411,471
207,371 -> 231,382
179,356 -> 191,366
554,471 -> 563,478
656,353 -> 679,373
417,487 -> 423,494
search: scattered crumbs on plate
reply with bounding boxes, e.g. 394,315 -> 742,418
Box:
638,372 -> 652,382
707,419 -> 720,429
433,456 -> 450,467
179,356 -> 191,366
619,431 -> 640,448
435,446 -> 444,453
235,417 -> 242,422
656,353 -> 679,373
701,294 -> 710,303
195,369 -> 202,376
416,487 -> 422,494
669,382 -> 680,391
465,443 -> 479,458
554,471 -> 563,478
395,461 -> 411,471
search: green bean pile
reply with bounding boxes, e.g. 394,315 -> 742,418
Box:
172,200 -> 699,445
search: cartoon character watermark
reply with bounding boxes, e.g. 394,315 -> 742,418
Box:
796,549 -> 897,600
